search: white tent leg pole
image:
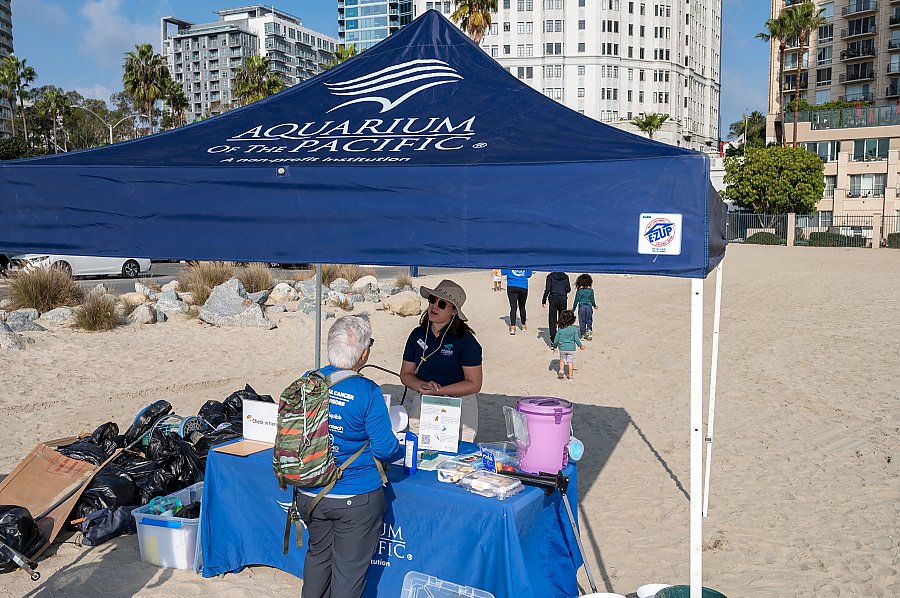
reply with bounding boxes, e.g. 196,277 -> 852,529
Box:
703,259 -> 724,518
690,279 -> 703,598
315,264 -> 323,369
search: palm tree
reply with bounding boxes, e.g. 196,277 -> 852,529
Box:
729,110 -> 767,147
41,87 -> 70,152
0,62 -> 16,137
782,1 -> 826,147
233,55 -> 285,106
450,0 -> 498,45
324,44 -> 358,71
162,77 -> 189,128
123,43 -> 169,135
2,55 -> 37,142
756,13 -> 792,136
631,112 -> 670,140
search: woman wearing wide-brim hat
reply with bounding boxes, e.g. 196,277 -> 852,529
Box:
399,279 -> 483,442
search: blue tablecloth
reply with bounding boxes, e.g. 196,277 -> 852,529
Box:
200,442 -> 582,597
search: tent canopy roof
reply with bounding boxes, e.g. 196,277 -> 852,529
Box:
1,10 -> 725,277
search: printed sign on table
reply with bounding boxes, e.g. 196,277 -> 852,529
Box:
418,395 -> 462,453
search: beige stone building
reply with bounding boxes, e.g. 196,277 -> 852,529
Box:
766,0 -> 900,221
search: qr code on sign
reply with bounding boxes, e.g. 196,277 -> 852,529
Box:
421,435 -> 430,444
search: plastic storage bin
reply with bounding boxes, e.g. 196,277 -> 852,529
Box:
478,441 -> 520,472
458,470 -> 524,500
132,482 -> 203,571
401,571 -> 495,598
436,459 -> 479,484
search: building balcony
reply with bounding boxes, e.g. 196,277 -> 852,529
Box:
890,39 -> 900,50
842,27 -> 877,38
887,84 -> 900,96
842,1 -> 878,16
840,70 -> 875,82
891,14 -> 900,26
889,63 -> 900,74
782,81 -> 809,91
840,47 -> 876,60
839,91 -> 874,101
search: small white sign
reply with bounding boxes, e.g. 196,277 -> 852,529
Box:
638,213 -> 683,255
243,399 -> 278,444
418,395 -> 462,453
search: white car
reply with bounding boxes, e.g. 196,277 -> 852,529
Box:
12,254 -> 152,278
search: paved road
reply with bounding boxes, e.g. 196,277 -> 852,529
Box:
1,264 -> 484,298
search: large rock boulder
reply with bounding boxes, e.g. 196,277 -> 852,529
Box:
381,286 -> 402,296
199,278 -> 275,329
0,299 -> 12,311
177,291 -> 195,305
120,292 -> 149,305
128,303 -> 158,324
7,319 -> 46,333
329,278 -> 351,294
39,307 -> 76,323
160,280 -> 180,292
155,290 -> 190,314
364,291 -> 381,304
0,331 -> 27,350
351,275 -> 379,293
266,304 -> 287,314
269,282 -> 298,303
247,290 -> 269,305
135,282 -> 158,301
9,308 -> 39,322
326,290 -> 348,307
384,291 -> 422,317
350,294 -> 366,303
92,283 -> 109,295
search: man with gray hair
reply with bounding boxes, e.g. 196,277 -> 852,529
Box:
294,314 -> 403,598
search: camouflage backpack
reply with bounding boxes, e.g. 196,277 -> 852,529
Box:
273,368 -> 386,554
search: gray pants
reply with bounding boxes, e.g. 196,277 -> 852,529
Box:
296,488 -> 386,598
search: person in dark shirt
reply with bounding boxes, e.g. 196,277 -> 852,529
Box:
541,271 -> 571,343
399,279 -> 483,442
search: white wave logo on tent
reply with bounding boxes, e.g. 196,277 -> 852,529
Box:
325,59 -> 463,113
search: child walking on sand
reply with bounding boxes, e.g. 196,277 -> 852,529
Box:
550,310 -> 584,380
572,274 -> 597,341
492,269 -> 502,292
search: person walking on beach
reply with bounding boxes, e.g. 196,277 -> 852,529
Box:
541,272 -> 571,343
550,310 -> 584,380
492,269 -> 502,292
502,269 -> 532,335
572,274 -> 597,341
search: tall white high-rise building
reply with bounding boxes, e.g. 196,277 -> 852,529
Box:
413,0 -> 722,152
162,5 -> 337,123
0,0 -> 13,137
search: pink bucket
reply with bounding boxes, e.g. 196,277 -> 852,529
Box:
516,397 -> 573,474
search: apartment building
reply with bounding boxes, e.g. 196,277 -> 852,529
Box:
338,1 -> 414,51
161,5 -> 337,123
767,0 -> 900,218
413,0 -> 722,153
0,0 -> 13,137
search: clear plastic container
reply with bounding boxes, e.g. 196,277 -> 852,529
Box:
477,441 -> 520,472
401,571 -> 495,598
436,459 -> 479,484
458,470 -> 524,500
132,482 -> 203,571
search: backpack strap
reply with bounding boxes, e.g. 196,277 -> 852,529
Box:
283,488 -> 302,555
304,440 -> 369,520
323,368 -> 360,387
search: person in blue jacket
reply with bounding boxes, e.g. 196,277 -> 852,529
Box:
501,269 -> 533,335
294,314 -> 404,598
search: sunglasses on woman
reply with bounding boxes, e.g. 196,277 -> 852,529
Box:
428,295 -> 450,310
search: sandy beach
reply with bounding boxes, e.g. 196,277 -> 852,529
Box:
0,244 -> 898,597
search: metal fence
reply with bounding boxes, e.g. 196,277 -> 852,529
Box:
796,214 -> 874,248
726,213 -> 788,245
883,215 -> 900,249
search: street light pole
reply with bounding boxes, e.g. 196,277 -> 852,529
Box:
71,105 -> 143,145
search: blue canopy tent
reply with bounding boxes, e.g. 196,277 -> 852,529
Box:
0,11 -> 726,597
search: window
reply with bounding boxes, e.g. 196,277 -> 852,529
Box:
629,2 -> 634,14
578,88 -> 585,97
504,22 -> 511,31
823,177 -> 836,198
579,42 -> 586,53
849,173 -> 887,197
817,46 -> 832,66
578,20 -> 585,30
628,90 -> 633,101
517,21 -> 525,34
805,141 -> 839,163
639,91 -> 645,102
816,67 -> 832,87
852,138 -> 890,162
629,24 -> 634,35
578,65 -> 585,75
504,44 -> 511,54
815,89 -> 832,103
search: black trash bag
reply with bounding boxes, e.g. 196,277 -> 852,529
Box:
57,422 -> 121,465
222,384 -> 273,419
75,465 -> 140,521
174,502 -> 201,520
189,426 -> 242,463
124,400 -> 173,445
118,456 -> 173,505
197,400 -> 227,427
0,506 -> 44,572
79,506 -> 138,547
144,433 -> 204,491
88,422 -> 119,446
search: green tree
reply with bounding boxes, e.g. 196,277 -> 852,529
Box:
0,63 -> 17,137
0,137 -> 42,160
123,43 -> 169,135
451,0 -> 498,45
233,55 -> 285,106
162,77 -> 189,128
324,44 -> 358,71
781,1 -> 826,147
39,87 -> 70,153
723,146 -> 824,216
756,14 -> 792,134
1,55 -> 37,142
630,112 -> 670,140
726,110 -> 766,156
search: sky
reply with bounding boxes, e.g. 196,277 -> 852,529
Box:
11,0 -> 769,138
